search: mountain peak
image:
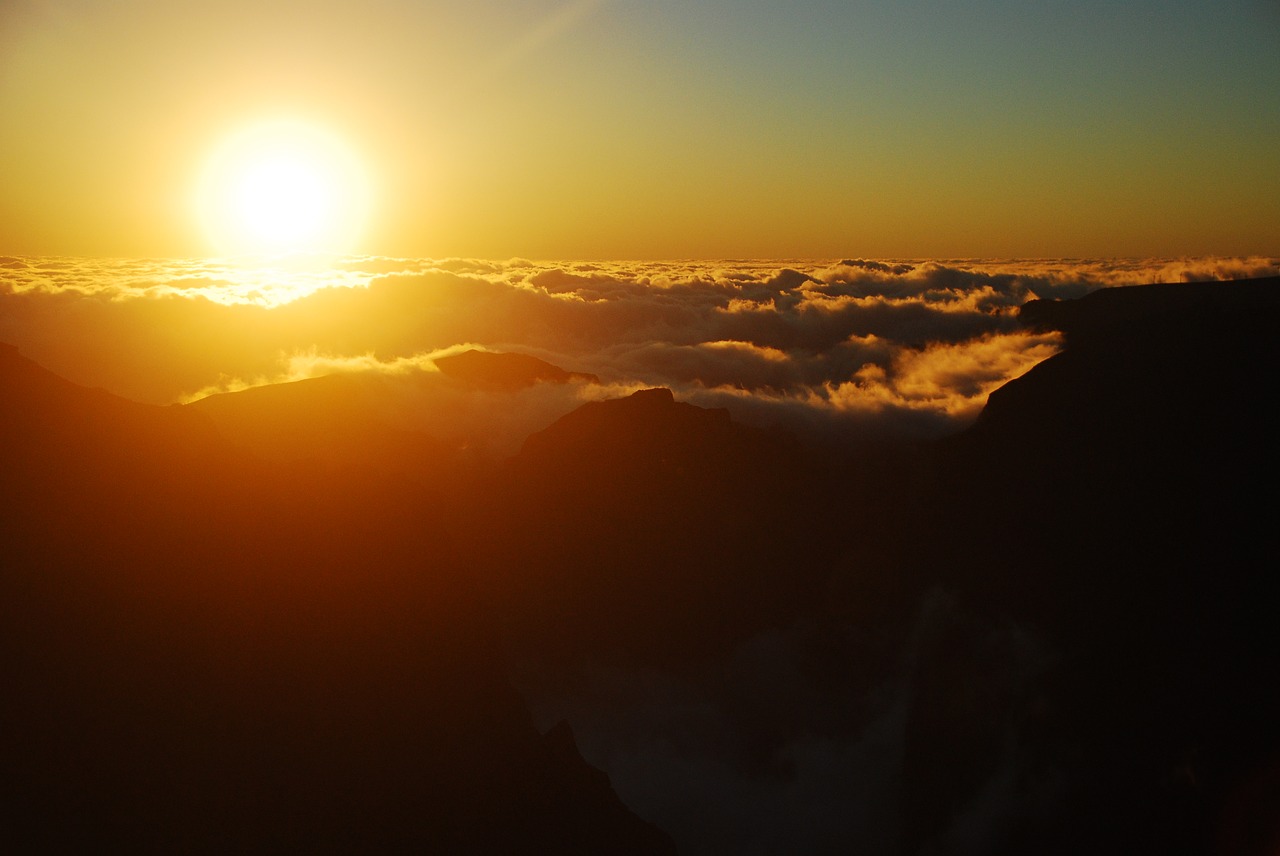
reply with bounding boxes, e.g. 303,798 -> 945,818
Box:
434,349 -> 600,389
628,386 -> 674,405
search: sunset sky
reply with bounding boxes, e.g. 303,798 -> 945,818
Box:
4,5 -> 1280,853
2,0 -> 1277,260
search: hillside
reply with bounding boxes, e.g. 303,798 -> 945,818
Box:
2,277 -> 1277,854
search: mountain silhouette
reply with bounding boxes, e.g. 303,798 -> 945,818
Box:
2,276 -> 1277,854
0,342 -> 674,854
434,348 -> 601,389
489,386 -> 841,670
189,371 -> 481,490
897,277 -> 1280,855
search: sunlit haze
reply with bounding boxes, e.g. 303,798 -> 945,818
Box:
1,0 -> 1276,258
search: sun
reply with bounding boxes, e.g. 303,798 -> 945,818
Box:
196,119 -> 371,258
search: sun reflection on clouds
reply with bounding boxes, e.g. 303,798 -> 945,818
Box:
0,256 -> 376,307
1,254 -> 1275,447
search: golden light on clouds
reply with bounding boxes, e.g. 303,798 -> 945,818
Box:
195,119 -> 371,258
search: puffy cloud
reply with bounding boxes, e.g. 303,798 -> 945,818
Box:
1,255 -> 1266,450
176,345 -> 461,402
824,331 -> 1064,418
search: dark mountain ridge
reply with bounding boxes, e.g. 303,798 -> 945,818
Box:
2,276 -> 1277,854
188,371 -> 480,489
0,342 -> 675,854
493,385 -> 839,670
898,278 -> 1280,855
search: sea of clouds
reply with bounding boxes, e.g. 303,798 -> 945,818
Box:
2,254 -> 1275,452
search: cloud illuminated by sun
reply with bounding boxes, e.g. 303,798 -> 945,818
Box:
195,119 -> 371,258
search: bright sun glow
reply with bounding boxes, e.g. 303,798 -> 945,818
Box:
196,119 -> 371,258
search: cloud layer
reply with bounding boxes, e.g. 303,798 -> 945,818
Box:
3,255 -> 1275,449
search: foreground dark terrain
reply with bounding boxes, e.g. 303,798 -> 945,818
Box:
2,278 -> 1277,853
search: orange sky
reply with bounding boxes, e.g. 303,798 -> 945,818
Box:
2,0 -> 1277,259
